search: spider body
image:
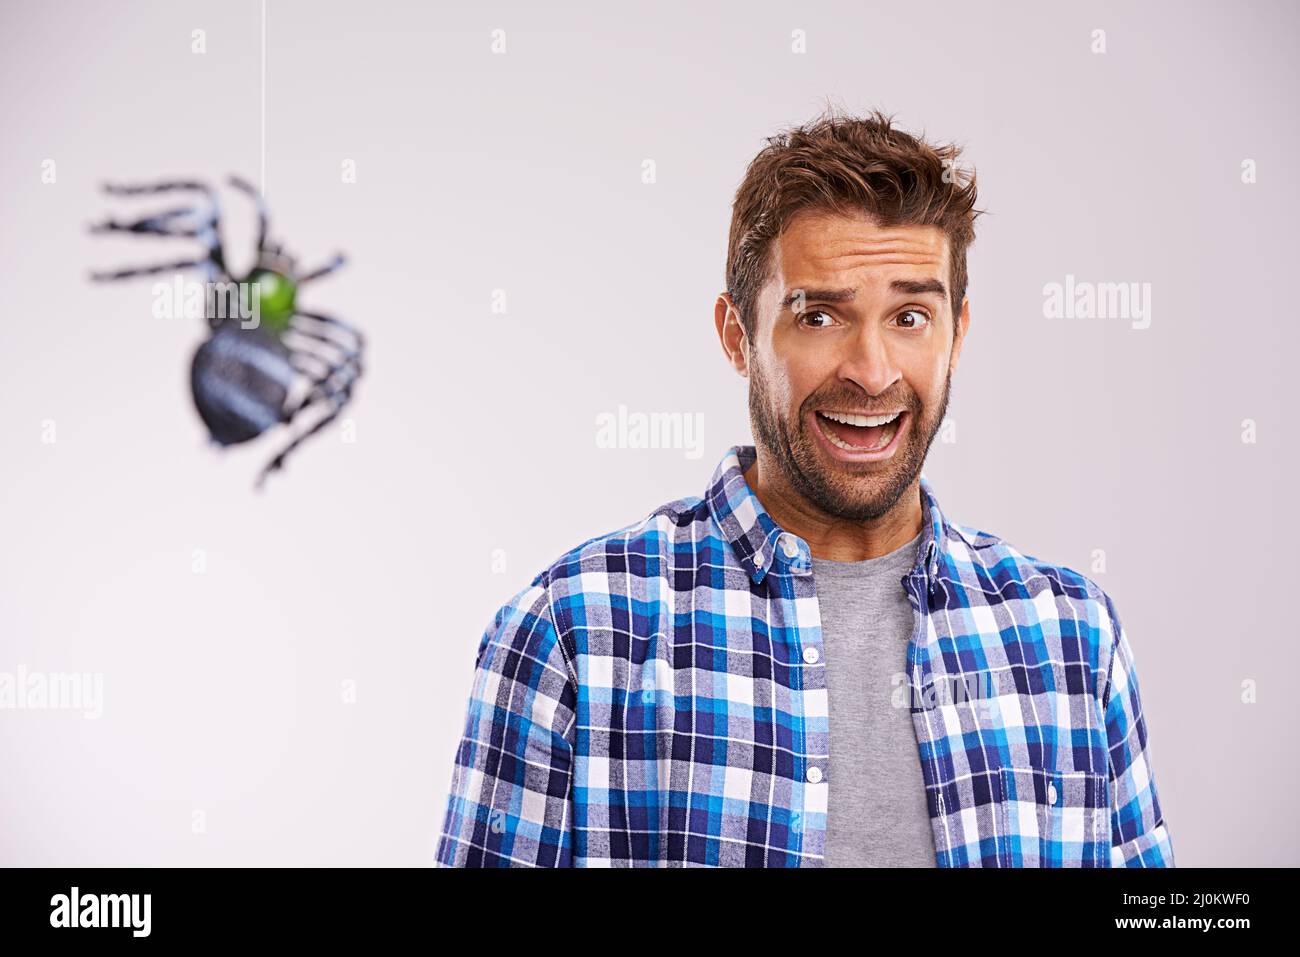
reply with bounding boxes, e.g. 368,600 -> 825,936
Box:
90,177 -> 364,486
191,322 -> 295,446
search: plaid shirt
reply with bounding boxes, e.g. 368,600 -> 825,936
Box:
435,444 -> 1174,867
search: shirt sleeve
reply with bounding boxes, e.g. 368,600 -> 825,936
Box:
434,578 -> 578,867
1100,592 -> 1175,867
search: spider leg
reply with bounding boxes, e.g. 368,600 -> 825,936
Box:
289,352 -> 331,378
90,205 -> 209,238
91,178 -> 229,279
283,326 -> 362,406
254,387 -> 351,490
227,176 -> 268,252
297,255 -> 347,284
293,309 -> 365,350
282,311 -> 364,390
102,180 -> 213,195
282,336 -> 359,394
284,315 -> 363,403
90,258 -> 211,281
255,362 -> 361,489
254,312 -> 364,487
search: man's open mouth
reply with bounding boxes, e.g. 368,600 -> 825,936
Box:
814,409 -> 905,452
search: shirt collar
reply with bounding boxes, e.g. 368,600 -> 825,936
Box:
705,443 -> 946,593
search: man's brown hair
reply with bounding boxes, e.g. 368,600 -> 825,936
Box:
725,105 -> 983,339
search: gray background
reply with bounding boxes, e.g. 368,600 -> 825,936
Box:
0,0 -> 1295,865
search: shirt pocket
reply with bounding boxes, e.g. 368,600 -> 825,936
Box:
997,763 -> 1110,867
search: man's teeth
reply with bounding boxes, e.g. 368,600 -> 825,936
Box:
818,410 -> 901,427
816,411 -> 901,452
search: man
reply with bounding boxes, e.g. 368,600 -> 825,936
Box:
435,108 -> 1174,868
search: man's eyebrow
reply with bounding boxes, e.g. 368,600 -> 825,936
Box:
780,279 -> 947,310
780,287 -> 857,309
890,278 -> 947,298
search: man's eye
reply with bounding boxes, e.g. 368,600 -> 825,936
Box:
799,309 -> 833,328
895,308 -> 930,329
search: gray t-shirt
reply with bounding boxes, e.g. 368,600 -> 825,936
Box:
811,531 -> 936,867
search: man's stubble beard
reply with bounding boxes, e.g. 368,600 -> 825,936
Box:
747,352 -> 952,523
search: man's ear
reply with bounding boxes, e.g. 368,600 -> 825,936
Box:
949,296 -> 971,376
714,292 -> 749,377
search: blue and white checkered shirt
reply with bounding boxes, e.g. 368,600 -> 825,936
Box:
435,444 -> 1174,867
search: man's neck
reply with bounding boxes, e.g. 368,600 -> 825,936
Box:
742,453 -> 923,563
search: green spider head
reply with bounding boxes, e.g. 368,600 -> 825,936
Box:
242,265 -> 298,332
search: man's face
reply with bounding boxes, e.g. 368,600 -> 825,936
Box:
732,209 -> 969,522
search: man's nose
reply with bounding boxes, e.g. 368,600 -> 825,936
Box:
834,322 -> 900,396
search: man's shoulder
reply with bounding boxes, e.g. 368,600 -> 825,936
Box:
526,492 -> 711,592
942,519 -> 1114,619
942,521 -> 1128,697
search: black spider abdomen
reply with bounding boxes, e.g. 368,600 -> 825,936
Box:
190,322 -> 295,445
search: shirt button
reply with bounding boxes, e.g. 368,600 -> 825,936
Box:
807,766 -> 822,784
1047,783 -> 1058,805
779,534 -> 799,558
802,646 -> 820,664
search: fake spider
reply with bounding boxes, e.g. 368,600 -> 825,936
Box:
90,176 -> 364,488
